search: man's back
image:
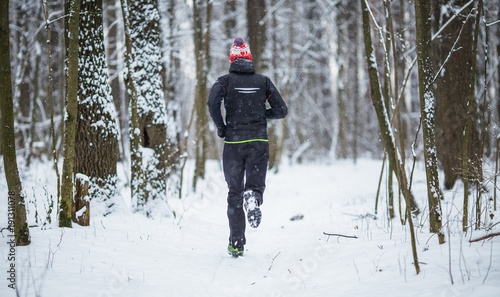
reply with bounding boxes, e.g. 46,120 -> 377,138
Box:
223,59 -> 269,141
208,58 -> 287,143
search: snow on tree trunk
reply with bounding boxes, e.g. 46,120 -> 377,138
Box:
75,0 -> 119,215
72,174 -> 90,226
121,0 -> 146,211
414,0 -> 444,243
159,0 -> 182,199
127,0 -> 171,209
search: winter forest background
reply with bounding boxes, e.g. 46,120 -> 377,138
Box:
1,0 -> 500,296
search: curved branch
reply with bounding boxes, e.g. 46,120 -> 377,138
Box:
469,232 -> 500,243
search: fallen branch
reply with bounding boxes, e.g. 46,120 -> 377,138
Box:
342,212 -> 377,220
469,232 -> 500,243
323,232 -> 358,239
268,251 -> 281,271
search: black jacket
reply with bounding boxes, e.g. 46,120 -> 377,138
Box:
207,59 -> 288,143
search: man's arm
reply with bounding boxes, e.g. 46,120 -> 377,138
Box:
265,78 -> 288,119
207,78 -> 227,136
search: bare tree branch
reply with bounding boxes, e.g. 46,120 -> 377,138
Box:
323,232 -> 358,239
469,232 -> 500,243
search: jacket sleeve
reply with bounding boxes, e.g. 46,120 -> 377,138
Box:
265,78 -> 288,119
207,77 -> 226,129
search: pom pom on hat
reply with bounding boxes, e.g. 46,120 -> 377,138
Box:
229,37 -> 252,64
233,37 -> 245,47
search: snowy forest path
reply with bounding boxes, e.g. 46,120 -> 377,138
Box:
168,160 -> 384,296
5,160 -> 500,297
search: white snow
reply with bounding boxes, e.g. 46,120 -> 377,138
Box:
75,205 -> 87,217
1,159 -> 499,296
75,173 -> 89,182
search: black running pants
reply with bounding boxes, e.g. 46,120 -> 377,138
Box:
223,141 -> 269,247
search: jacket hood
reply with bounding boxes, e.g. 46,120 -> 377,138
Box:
229,59 -> 255,74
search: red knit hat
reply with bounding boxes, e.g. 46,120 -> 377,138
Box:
229,37 -> 252,64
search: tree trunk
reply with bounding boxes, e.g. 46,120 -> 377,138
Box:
361,0 -> 419,273
224,0 -> 236,40
192,0 -> 211,190
104,0 -> 122,122
384,0 -> 406,163
162,0 -> 182,199
382,34 -> 396,219
14,1 -> 31,156
336,1 -> 351,160
43,0 -> 62,225
267,0 -> 279,169
274,0 -> 295,173
497,0 -> 500,212
59,0 -> 81,227
414,0 -> 445,243
26,53 -> 40,167
1,0 -> 30,245
127,0 -> 170,207
336,53 -> 348,159
121,0 -> 146,209
352,2 -> 361,163
246,0 -> 267,73
72,174 -> 90,226
59,0 -> 81,228
75,0 -> 119,214
105,0 -> 125,161
360,0 -> 419,215
336,0 -> 361,161
398,0 -> 410,158
463,0 -> 483,231
432,0 -> 479,190
307,0 -> 331,156
498,0 -> 500,134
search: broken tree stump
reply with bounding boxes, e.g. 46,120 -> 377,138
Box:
72,173 -> 90,226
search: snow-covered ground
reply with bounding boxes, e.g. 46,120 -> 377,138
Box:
1,158 -> 499,297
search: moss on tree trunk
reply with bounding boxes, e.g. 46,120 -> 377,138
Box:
59,0 -> 81,228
